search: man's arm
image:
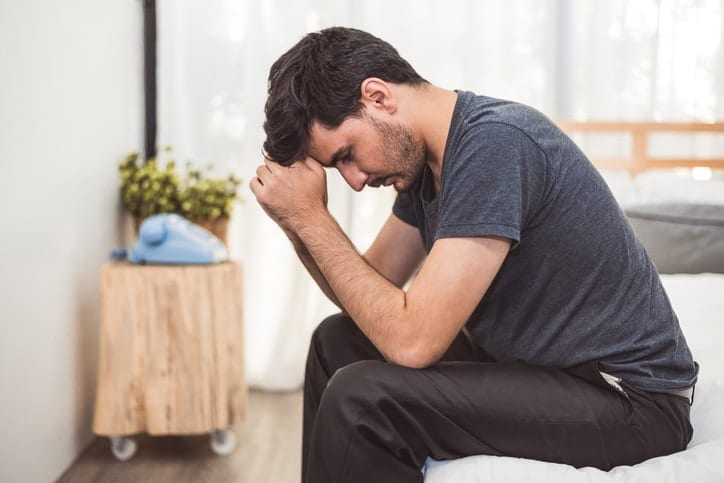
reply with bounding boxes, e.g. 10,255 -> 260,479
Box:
296,209 -> 509,368
283,227 -> 345,309
284,212 -> 425,311
251,158 -> 509,368
363,213 -> 427,288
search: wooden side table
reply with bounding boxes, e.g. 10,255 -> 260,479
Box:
93,261 -> 247,460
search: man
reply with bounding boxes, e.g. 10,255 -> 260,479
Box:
250,27 -> 698,483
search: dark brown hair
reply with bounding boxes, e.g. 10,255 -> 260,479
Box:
263,27 -> 428,165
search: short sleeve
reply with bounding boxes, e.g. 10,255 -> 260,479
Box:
436,122 -> 548,248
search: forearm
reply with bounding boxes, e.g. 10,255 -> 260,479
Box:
250,157 -> 424,363
251,157 -> 507,369
295,210 -> 413,363
284,228 -> 345,310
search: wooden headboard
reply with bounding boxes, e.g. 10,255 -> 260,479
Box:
556,121 -> 724,175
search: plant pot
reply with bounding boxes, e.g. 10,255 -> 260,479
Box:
191,216 -> 229,246
134,215 -> 229,246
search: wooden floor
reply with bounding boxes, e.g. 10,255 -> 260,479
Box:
57,390 -> 303,483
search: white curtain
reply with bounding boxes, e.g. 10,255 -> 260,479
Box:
157,0 -> 724,390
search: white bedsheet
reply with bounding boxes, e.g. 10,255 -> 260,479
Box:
424,273 -> 724,482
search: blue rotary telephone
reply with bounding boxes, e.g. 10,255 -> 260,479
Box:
127,214 -> 228,264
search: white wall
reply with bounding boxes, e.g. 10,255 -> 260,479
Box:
0,1 -> 143,482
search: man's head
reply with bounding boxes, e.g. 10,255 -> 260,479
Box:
263,27 -> 429,177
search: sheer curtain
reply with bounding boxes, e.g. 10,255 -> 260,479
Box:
157,0 -> 724,390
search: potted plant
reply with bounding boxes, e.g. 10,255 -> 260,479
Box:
119,149 -> 242,244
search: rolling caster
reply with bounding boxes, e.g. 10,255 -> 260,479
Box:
109,435 -> 137,461
210,429 -> 237,456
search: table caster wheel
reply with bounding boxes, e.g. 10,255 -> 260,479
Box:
210,429 -> 236,456
110,436 -> 137,461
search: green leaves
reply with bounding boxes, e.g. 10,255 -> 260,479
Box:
118,150 -> 242,222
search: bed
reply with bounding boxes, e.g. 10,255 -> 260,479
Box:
424,122 -> 724,482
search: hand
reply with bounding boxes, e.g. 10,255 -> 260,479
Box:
250,157 -> 328,232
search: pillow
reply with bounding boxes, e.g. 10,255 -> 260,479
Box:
625,203 -> 724,274
597,169 -> 724,209
634,170 -> 724,205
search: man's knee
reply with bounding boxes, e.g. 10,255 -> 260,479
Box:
309,312 -> 370,357
306,313 -> 383,383
312,313 -> 355,345
319,360 -> 398,418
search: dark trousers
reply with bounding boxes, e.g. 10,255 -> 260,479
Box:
302,314 -> 692,483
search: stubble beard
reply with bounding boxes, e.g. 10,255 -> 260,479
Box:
368,117 -> 427,193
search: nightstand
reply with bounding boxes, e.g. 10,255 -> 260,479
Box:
92,261 -> 247,460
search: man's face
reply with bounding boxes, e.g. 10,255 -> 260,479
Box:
307,111 -> 427,193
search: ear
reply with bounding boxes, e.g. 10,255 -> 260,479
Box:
360,78 -> 397,114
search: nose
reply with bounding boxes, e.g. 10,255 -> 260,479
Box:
337,163 -> 369,192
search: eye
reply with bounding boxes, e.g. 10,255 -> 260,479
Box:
329,147 -> 353,168
340,150 -> 354,164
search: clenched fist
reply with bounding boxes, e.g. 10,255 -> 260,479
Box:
250,157 -> 329,232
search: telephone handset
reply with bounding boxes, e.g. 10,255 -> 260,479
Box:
128,214 -> 228,264
140,219 -> 167,245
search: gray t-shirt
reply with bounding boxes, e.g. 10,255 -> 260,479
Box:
393,91 -> 698,392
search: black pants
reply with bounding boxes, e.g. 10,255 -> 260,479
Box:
302,314 -> 692,483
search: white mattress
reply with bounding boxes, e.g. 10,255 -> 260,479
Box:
424,273 -> 724,482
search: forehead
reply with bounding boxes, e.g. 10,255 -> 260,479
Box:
307,117 -> 369,165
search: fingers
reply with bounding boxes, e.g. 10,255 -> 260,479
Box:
256,156 -> 285,187
249,176 -> 261,197
252,156 -> 324,197
251,157 -> 280,197
256,164 -> 270,180
304,156 -> 325,174
251,159 -> 273,197
263,157 -> 277,174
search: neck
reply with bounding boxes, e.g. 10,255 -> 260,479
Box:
406,84 -> 458,192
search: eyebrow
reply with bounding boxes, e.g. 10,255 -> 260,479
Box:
327,145 -> 351,167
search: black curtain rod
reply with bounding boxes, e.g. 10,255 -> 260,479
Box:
143,0 -> 157,159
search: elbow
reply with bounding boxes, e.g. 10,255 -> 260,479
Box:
386,344 -> 442,369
